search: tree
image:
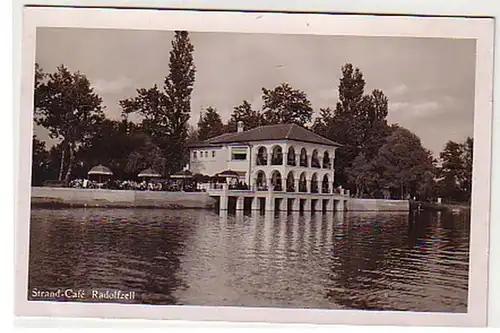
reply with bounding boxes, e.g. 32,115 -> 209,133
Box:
311,107 -> 333,138
359,89 -> 391,158
438,137 -> 473,202
125,132 -> 167,176
74,119 -> 141,180
261,83 -> 313,126
163,31 -> 196,172
312,64 -> 392,193
34,64 -> 105,183
323,64 -> 368,188
121,31 -> 196,175
197,107 -> 224,141
347,153 -> 380,198
460,137 -> 473,201
31,135 -> 50,186
226,100 -> 263,132
375,126 -> 435,199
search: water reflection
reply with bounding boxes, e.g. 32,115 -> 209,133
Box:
28,208 -> 469,312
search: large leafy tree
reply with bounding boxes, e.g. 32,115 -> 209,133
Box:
261,83 -> 313,126
460,137 -> 474,201
358,89 -> 391,158
312,64 -> 392,193
347,153 -> 380,198
197,107 -> 224,141
311,107 -> 333,138
124,132 -> 167,177
375,126 -> 436,199
75,119 -> 143,180
225,100 -> 263,132
121,31 -> 196,175
327,64 -> 367,187
34,64 -> 105,183
438,137 -> 473,202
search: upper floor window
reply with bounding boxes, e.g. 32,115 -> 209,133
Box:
205,151 -> 208,158
212,151 -> 216,158
193,151 -> 197,159
231,147 -> 248,160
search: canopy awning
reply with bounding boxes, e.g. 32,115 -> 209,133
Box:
88,164 -> 113,176
170,170 -> 193,179
138,168 -> 162,178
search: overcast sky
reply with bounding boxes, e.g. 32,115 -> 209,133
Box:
34,28 -> 476,157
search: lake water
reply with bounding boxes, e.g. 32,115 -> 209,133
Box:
27,208 -> 470,312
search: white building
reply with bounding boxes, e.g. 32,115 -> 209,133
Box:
188,122 -> 342,194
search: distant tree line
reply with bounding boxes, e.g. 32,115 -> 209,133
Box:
31,32 -> 473,203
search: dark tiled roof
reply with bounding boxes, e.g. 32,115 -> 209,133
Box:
188,124 -> 342,147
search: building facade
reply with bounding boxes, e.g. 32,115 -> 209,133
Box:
188,122 -> 342,194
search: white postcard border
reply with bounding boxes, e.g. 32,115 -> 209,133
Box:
15,6 -> 495,327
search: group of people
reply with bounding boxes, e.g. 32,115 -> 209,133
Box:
68,178 -> 199,192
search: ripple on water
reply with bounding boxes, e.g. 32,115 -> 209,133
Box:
28,208 -> 470,312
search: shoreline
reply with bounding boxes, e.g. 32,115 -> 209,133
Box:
410,201 -> 471,212
30,198 -> 211,210
30,187 -> 411,212
30,187 -> 217,210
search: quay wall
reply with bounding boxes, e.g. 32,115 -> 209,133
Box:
31,187 -> 217,209
347,198 -> 409,211
31,187 -> 409,211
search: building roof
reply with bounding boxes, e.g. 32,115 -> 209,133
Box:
188,123 -> 342,148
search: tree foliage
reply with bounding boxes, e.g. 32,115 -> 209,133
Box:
226,100 -> 263,132
438,137 -> 473,202
120,31 -> 196,174
261,83 -> 313,126
31,135 -> 51,186
197,107 -> 224,141
34,64 -> 105,183
374,126 -> 436,199
313,63 -> 391,189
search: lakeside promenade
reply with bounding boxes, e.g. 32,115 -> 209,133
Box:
31,187 -> 410,212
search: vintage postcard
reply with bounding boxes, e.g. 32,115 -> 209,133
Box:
15,6 -> 494,327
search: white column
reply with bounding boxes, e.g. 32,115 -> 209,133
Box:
265,194 -> 275,211
220,183 -> 229,211
337,199 -> 345,212
236,196 -> 244,211
325,198 -> 334,212
301,198 -> 309,211
268,153 -> 273,166
251,197 -> 260,211
294,178 -> 300,193
220,194 -> 228,211
291,198 -> 300,211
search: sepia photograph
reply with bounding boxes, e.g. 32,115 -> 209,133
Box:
15,6 -> 494,327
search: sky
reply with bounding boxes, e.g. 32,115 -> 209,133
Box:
34,28 -> 476,157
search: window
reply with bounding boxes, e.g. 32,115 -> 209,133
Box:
193,151 -> 197,159
231,147 -> 248,160
212,151 -> 216,158
205,151 -> 208,158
